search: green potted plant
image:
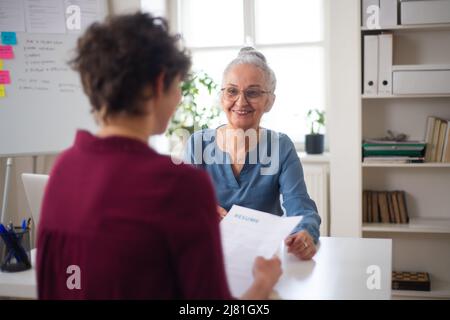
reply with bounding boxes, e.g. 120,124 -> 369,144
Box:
305,108 -> 325,154
168,71 -> 221,137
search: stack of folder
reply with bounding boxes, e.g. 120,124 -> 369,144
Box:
363,139 -> 427,163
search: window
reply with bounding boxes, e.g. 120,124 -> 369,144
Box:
143,0 -> 327,146
141,0 -> 167,18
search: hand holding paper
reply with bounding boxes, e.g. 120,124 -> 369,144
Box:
220,205 -> 302,297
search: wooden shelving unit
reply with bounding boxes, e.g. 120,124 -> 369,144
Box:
362,23 -> 450,32
363,218 -> 450,234
362,94 -> 450,99
360,1 -> 450,300
362,163 -> 450,168
392,280 -> 450,299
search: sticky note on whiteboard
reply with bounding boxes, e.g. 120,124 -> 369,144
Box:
0,46 -> 14,59
0,85 -> 5,97
0,70 -> 11,84
0,60 -> 3,70
1,32 -> 17,45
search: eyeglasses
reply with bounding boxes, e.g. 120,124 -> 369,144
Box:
221,86 -> 271,103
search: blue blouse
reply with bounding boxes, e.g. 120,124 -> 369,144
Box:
184,128 -> 321,243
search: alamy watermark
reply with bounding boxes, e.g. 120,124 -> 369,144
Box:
169,127 -> 280,176
366,265 -> 381,290
366,5 -> 381,30
66,265 -> 81,290
66,5 -> 81,31
63,264 -> 382,293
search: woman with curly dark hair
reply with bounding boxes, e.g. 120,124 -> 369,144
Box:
36,13 -> 281,300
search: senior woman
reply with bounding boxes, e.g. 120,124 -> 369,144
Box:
185,47 -> 321,260
37,15 -> 281,299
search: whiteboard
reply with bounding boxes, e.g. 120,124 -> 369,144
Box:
0,0 -> 108,156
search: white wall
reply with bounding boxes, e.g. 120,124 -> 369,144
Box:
328,0 -> 362,237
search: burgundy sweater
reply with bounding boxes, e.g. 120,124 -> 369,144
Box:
37,130 -> 232,299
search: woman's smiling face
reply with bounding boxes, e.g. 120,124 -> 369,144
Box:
221,64 -> 273,131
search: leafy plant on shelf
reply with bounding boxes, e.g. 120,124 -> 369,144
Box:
305,108 -> 325,154
167,71 -> 222,136
307,108 -> 326,135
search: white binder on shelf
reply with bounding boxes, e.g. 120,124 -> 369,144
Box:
380,0 -> 398,27
364,35 -> 379,95
378,33 -> 393,95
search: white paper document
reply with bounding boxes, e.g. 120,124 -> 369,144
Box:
0,0 -> 26,32
24,0 -> 66,34
220,205 -> 302,298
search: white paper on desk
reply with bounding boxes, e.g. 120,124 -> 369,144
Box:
220,205 -> 302,298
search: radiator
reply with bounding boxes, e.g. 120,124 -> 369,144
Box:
303,163 -> 329,236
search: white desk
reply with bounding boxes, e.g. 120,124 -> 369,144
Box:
0,237 -> 391,300
274,237 -> 392,300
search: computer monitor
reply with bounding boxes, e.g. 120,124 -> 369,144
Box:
21,173 -> 49,228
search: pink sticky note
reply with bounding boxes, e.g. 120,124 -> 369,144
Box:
0,70 -> 11,84
0,46 -> 14,59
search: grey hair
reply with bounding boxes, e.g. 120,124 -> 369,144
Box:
222,47 -> 277,93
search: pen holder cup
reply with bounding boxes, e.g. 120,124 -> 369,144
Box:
0,227 -> 32,272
